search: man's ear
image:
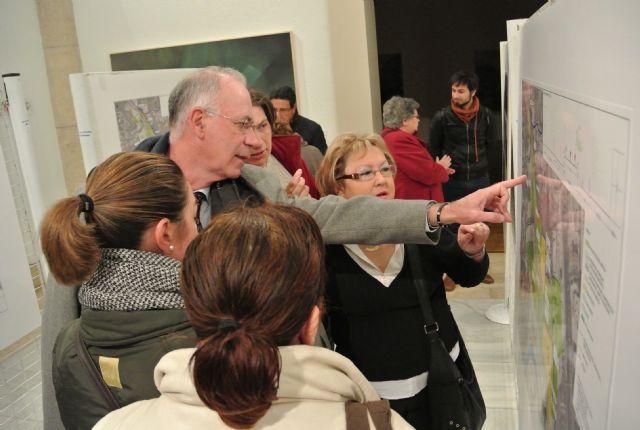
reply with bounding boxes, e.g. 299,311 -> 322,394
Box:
154,218 -> 175,256
470,89 -> 477,99
298,305 -> 321,346
292,102 -> 297,115
187,107 -> 208,139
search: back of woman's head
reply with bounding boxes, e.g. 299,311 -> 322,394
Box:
40,152 -> 189,285
181,203 -> 326,429
315,133 -> 395,196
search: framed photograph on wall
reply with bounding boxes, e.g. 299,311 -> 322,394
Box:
110,32 -> 295,95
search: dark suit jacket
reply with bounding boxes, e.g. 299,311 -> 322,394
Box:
291,113 -> 327,154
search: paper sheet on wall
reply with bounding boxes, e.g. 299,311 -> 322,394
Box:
69,69 -> 194,174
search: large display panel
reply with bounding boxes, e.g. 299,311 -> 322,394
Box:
515,81 -> 630,430
511,1 -> 640,428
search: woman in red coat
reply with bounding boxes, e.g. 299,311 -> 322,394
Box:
381,96 -> 453,202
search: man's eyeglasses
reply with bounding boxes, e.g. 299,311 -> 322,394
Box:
336,163 -> 397,181
203,108 -> 255,133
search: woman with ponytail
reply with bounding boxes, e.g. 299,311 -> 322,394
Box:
95,203 -> 414,429
41,152 -> 199,429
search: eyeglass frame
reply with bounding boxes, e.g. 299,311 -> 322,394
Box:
201,108 -> 257,134
335,163 -> 397,181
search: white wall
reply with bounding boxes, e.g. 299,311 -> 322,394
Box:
518,0 -> 640,428
71,0 -> 381,143
0,0 -> 67,207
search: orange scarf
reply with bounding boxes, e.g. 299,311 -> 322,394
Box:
451,96 -> 480,123
451,97 -> 481,162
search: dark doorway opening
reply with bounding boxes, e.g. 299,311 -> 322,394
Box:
374,0 -> 546,183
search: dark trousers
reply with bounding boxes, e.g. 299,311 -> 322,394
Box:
389,387 -> 430,430
443,176 -> 490,202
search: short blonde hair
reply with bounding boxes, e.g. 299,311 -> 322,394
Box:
315,133 -> 396,196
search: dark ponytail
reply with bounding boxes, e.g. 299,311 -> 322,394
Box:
191,328 -> 280,428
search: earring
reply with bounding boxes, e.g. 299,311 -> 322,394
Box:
169,245 -> 175,252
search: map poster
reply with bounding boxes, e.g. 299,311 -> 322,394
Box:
515,81 -> 629,430
114,96 -> 168,152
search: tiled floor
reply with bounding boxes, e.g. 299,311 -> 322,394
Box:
0,330 -> 43,430
0,252 -> 514,430
448,252 -> 518,429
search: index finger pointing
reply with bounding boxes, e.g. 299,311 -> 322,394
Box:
500,175 -> 527,189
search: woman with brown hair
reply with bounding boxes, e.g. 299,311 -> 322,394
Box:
94,203 -> 413,429
316,133 -> 489,430
40,152 -> 199,429
247,89 -> 320,198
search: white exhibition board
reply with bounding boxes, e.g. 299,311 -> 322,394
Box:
516,81 -> 630,430
0,118 -> 41,348
69,68 -> 194,173
512,0 -> 640,429
502,19 -> 527,326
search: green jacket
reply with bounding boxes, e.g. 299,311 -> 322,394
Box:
52,308 -> 196,430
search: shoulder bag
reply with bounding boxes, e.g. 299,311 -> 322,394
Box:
406,244 -> 486,430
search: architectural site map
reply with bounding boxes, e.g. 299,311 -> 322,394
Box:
515,81 -> 629,430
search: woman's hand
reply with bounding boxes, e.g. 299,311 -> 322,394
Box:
436,154 -> 452,170
285,169 -> 310,198
457,223 -> 490,261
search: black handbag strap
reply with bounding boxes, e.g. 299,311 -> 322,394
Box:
75,327 -> 121,411
406,244 -> 440,335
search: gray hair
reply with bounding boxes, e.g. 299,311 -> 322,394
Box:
382,96 -> 420,129
168,66 -> 247,137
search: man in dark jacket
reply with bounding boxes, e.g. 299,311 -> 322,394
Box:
270,85 -> 327,154
429,70 -> 496,202
429,70 -> 498,286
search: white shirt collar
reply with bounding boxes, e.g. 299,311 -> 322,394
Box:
343,244 -> 405,287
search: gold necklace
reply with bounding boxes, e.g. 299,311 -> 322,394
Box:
362,245 -> 380,252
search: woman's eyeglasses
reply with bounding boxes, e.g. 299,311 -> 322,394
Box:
336,164 -> 396,181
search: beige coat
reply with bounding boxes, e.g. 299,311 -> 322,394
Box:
94,345 -> 414,429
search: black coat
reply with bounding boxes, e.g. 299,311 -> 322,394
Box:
291,113 -> 327,154
428,105 -> 495,182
